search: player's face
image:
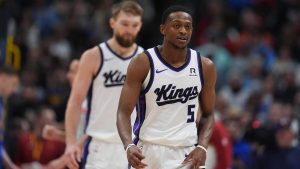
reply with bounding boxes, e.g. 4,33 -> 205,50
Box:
160,11 -> 193,49
1,75 -> 19,97
110,11 -> 142,47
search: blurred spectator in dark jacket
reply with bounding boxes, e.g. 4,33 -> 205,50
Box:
254,119 -> 300,169
224,107 -> 251,169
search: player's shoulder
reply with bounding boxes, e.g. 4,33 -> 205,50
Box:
79,46 -> 101,72
127,50 -> 151,80
81,46 -> 101,58
131,50 -> 150,65
200,56 -> 215,70
200,56 -> 216,81
79,46 -> 102,64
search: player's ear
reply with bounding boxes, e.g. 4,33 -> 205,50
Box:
160,24 -> 165,35
109,17 -> 115,29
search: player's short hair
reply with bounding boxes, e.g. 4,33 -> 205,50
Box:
111,1 -> 144,19
161,5 -> 192,24
0,65 -> 18,76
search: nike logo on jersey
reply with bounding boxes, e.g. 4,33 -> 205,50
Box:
103,70 -> 126,87
154,84 -> 199,106
155,69 -> 168,73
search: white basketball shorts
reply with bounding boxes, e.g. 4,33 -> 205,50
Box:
81,137 -> 128,169
129,141 -> 204,169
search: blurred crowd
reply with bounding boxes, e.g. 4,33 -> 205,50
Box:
1,0 -> 300,169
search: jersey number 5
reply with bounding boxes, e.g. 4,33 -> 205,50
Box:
187,104 -> 195,123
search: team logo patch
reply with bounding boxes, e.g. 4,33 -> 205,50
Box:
154,84 -> 198,106
103,70 -> 126,87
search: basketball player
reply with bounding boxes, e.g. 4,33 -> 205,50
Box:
64,1 -> 144,169
0,66 -> 20,169
117,5 -> 216,169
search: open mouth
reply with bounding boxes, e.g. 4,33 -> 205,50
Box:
176,37 -> 188,42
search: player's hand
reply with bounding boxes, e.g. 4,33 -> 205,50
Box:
127,145 -> 147,168
64,143 -> 81,169
42,125 -> 57,140
182,146 -> 206,169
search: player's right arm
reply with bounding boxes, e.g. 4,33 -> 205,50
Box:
117,52 -> 149,168
64,47 -> 100,169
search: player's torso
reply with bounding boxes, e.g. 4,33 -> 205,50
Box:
135,46 -> 204,146
86,42 -> 143,142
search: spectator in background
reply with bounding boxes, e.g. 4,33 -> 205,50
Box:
0,66 -> 20,169
219,71 -> 251,111
271,46 -> 295,78
195,35 -> 233,90
208,114 -> 233,169
294,91 -> 300,128
256,74 -> 275,122
42,59 -> 88,146
35,59 -> 87,169
255,119 -> 300,169
224,107 -> 251,169
14,107 -> 65,168
274,69 -> 298,103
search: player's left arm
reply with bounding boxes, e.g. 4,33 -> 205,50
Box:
198,56 -> 216,154
183,56 -> 216,169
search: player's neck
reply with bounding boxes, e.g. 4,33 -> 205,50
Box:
159,44 -> 188,65
107,38 -> 136,58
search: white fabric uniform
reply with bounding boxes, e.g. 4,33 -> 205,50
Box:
84,138 -> 128,169
82,42 -> 144,169
132,47 -> 204,168
137,141 -> 196,169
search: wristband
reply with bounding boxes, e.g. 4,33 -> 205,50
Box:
125,143 -> 135,152
196,145 -> 207,153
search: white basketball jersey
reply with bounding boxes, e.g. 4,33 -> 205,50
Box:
85,42 -> 144,143
133,47 -> 204,147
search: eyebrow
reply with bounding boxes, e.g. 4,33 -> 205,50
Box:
169,19 -> 192,23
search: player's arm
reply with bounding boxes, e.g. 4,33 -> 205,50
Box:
116,53 -> 149,168
183,57 -> 216,169
64,47 -> 100,169
197,57 -> 216,149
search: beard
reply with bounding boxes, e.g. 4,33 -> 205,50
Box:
115,34 -> 136,48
